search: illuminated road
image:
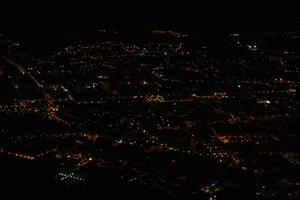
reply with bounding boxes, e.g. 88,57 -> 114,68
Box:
5,58 -> 43,88
4,58 -> 75,126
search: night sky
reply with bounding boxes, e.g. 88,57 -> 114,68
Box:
1,1 -> 299,32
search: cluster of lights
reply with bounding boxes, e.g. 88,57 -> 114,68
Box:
58,172 -> 85,182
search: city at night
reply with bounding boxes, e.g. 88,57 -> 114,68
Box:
0,2 -> 299,199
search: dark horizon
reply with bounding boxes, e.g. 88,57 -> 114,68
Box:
1,1 -> 299,33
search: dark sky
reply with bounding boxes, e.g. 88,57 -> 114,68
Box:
1,1 -> 299,32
